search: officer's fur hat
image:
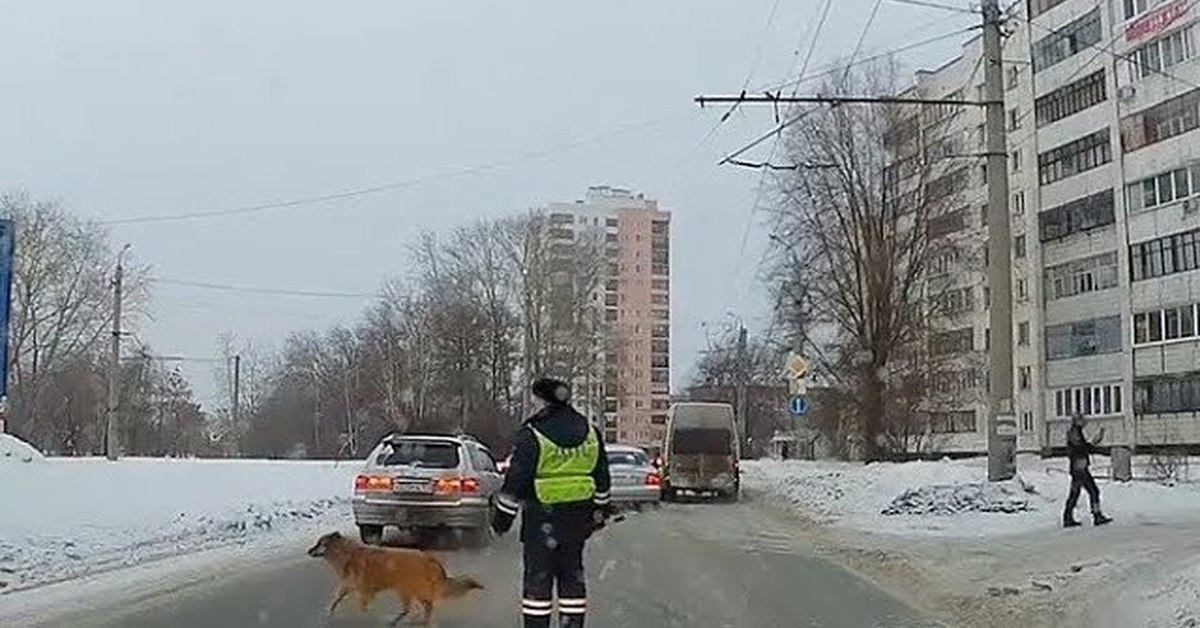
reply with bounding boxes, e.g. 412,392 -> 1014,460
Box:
531,378 -> 571,405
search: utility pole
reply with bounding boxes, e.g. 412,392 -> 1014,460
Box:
735,325 -> 749,454
106,244 -> 129,461
232,354 -> 241,428
982,0 -> 1017,481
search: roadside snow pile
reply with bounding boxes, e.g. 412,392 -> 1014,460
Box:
743,454 -> 1200,538
0,434 -> 43,464
0,458 -> 359,592
881,482 -> 1031,516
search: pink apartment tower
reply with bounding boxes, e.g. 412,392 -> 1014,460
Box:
547,186 -> 671,456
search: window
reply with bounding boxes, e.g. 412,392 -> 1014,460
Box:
936,286 -> 975,315
1021,411 -> 1035,432
1035,70 -> 1107,127
1029,0 -> 1068,18
933,368 -> 981,394
1018,321 -> 1030,346
1032,9 -> 1102,73
651,293 -> 668,305
1038,188 -> 1116,242
1135,372 -> 1200,413
651,369 -> 669,384
1017,278 -> 1029,301
650,414 -> 667,425
930,410 -> 977,433
605,309 -> 618,322
1038,129 -> 1112,185
930,328 -> 975,355
927,208 -> 968,238
1121,88 -> 1200,151
652,263 -> 668,276
1013,190 -> 1026,215
1126,163 -> 1200,212
1053,384 -> 1123,417
1007,65 -> 1020,90
1128,25 -> 1195,81
651,278 -> 668,291
1045,315 -> 1122,360
1044,252 -> 1119,299
1011,149 -> 1022,172
651,220 -> 669,235
976,123 -> 987,149
1130,227 -> 1200,280
1008,108 -> 1021,130
1133,302 -> 1199,344
1015,235 -> 1027,258
1019,366 -> 1032,389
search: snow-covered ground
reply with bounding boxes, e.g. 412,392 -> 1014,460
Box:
744,454 -> 1200,627
0,447 -> 359,593
743,454 -> 1200,538
0,434 -> 44,464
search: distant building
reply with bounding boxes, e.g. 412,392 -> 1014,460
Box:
547,186 -> 671,453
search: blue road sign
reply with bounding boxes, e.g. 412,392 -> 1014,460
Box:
789,395 -> 809,416
0,220 -> 14,401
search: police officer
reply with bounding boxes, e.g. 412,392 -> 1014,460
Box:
491,378 -> 612,628
1063,412 -> 1113,528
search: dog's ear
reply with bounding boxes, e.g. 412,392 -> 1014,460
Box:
330,531 -> 343,539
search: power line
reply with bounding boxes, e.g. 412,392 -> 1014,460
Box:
885,0 -> 979,14
757,26 -> 982,94
100,115 -> 681,226
152,277 -> 378,299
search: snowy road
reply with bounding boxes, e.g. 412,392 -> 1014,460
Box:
39,502 -> 943,628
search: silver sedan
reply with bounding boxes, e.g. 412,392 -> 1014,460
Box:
606,444 -> 662,509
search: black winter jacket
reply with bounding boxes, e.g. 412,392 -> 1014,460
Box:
1066,424 -> 1103,471
492,403 -> 611,544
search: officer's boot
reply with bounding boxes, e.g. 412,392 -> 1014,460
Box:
1062,512 -> 1081,528
1093,511 -> 1112,526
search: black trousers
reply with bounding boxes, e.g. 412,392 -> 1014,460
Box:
1064,468 -> 1101,519
522,538 -> 587,628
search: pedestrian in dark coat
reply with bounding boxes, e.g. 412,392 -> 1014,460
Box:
491,378 -> 612,628
1063,413 -> 1113,527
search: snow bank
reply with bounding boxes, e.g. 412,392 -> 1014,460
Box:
0,435 -> 43,464
0,457 -> 359,592
743,454 -> 1200,538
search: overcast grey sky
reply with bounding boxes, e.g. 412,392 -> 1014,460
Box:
0,0 -> 976,406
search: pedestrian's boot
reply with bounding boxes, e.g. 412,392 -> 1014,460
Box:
1063,515 -> 1081,528
1093,512 -> 1112,526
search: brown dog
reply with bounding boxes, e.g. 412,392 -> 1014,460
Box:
307,531 -> 482,626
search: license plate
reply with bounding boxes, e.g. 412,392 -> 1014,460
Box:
394,482 -> 431,494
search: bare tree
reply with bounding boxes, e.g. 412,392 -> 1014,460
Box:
764,63 -> 973,461
0,192 -> 150,451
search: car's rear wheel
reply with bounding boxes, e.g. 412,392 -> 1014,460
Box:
358,524 -> 384,546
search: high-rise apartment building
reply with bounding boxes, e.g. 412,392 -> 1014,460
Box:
887,0 -> 1200,453
547,186 -> 671,455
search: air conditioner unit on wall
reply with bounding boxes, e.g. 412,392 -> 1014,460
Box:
1118,85 -> 1137,102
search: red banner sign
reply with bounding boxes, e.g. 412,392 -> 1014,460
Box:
1126,0 -> 1190,42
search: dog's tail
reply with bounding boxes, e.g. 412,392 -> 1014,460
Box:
438,574 -> 484,600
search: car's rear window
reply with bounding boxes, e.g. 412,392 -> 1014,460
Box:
375,440 -> 460,469
607,450 -> 649,467
672,428 -> 733,455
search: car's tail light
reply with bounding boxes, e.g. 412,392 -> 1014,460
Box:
355,474 -> 393,492
645,471 -> 662,486
433,476 -> 480,495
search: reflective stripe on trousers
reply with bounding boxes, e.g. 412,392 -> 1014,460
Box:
522,538 -> 587,628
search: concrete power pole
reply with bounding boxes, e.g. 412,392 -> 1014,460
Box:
982,0 -> 1017,481
735,325 -> 749,454
232,354 -> 241,428
105,245 -> 129,461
